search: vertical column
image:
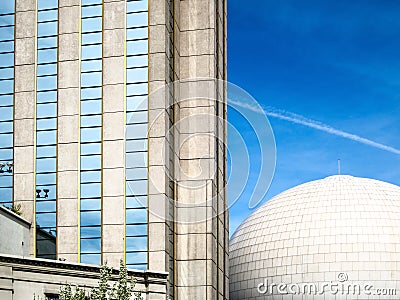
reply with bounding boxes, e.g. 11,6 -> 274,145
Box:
148,0 -> 174,284
101,0 -> 126,268
13,0 -> 37,256
57,0 -> 81,262
175,0 -> 228,299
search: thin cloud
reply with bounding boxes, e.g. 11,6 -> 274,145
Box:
230,99 -> 400,156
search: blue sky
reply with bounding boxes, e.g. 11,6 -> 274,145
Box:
228,0 -> 400,235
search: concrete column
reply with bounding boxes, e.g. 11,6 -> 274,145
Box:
13,0 -> 37,257
101,0 -> 126,268
148,0 -> 171,273
175,0 -> 228,299
57,0 -> 81,263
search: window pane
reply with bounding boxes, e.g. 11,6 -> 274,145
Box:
82,17 -> 102,33
81,143 -> 101,155
81,127 -> 102,143
127,12 -> 148,28
81,198 -> 101,210
36,200 -> 56,213
37,21 -> 58,37
37,75 -> 57,91
126,139 -> 147,152
127,67 -> 148,83
126,224 -> 147,237
37,130 -> 57,145
0,95 -> 13,105
127,39 -> 148,55
82,59 -> 102,72
81,238 -> 101,253
127,27 -> 148,40
38,0 -> 58,10
37,90 -> 57,103
81,87 -> 102,99
81,253 -> 101,265
81,211 -> 101,226
0,27 -> 14,41
126,179 -> 147,195
82,5 -> 102,18
126,252 -> 147,266
127,54 -> 147,68
81,170 -> 101,183
127,0 -> 148,13
81,71 -> 102,87
37,145 -> 56,158
36,212 -> 56,228
0,15 -> 13,27
81,101 -> 102,115
81,226 -> 101,238
126,208 -> 147,224
126,236 -> 147,251
0,148 -> 13,161
126,167 -> 147,180
37,63 -> 57,76
126,123 -> 148,140
0,79 -> 13,94
0,40 -> 13,53
38,36 -> 57,49
126,196 -> 147,209
82,44 -> 102,59
81,183 -> 101,198
81,155 -> 101,170
38,48 -> 57,63
38,9 -> 58,22
0,120 -> 12,133
82,32 -> 102,45
37,118 -> 56,130
37,173 -> 56,185
36,157 -> 56,172
37,103 -> 57,118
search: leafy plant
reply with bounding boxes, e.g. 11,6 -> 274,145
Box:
11,203 -> 22,215
57,260 -> 142,300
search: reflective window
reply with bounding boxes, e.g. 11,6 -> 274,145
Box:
35,0 -> 58,260
0,0 -> 15,208
126,0 -> 149,268
80,0 -> 103,265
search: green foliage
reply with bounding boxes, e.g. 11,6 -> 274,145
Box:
55,260 -> 141,300
11,203 -> 22,215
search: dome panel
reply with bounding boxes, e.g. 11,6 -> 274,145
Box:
229,175 -> 400,299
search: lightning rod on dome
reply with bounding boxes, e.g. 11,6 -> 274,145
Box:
338,159 -> 341,175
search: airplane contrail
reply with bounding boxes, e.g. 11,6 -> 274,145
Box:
229,99 -> 400,155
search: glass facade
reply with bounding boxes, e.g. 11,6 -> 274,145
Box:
35,0 -> 58,260
80,0 -> 103,265
125,0 -> 149,270
0,0 -> 15,208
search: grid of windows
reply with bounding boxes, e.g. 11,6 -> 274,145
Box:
0,1 -> 15,208
80,0 -> 103,265
125,0 -> 149,270
35,0 -> 58,260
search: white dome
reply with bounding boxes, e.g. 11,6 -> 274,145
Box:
229,175 -> 400,299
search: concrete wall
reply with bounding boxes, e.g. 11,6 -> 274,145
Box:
0,206 -> 30,257
0,254 -> 168,300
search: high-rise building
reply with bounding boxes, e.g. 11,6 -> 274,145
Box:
0,0 -> 228,298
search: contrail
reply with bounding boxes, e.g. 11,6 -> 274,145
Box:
229,99 -> 400,155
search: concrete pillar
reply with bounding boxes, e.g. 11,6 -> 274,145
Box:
13,0 -> 37,257
101,0 -> 126,267
56,0 -> 81,263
